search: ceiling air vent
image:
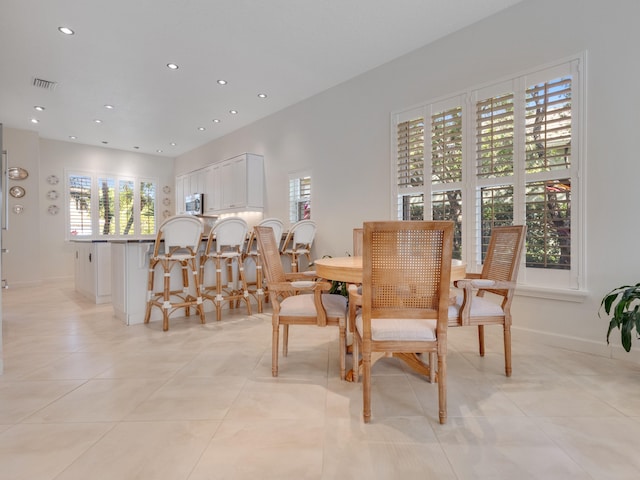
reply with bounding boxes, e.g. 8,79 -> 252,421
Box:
32,77 -> 58,90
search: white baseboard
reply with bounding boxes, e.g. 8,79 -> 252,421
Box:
512,325 -> 640,364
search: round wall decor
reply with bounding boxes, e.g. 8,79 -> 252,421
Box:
47,205 -> 60,215
13,204 -> 25,214
46,174 -> 59,185
8,167 -> 28,180
9,186 -> 26,198
47,190 -> 59,200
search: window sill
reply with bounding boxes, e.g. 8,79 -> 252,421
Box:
515,284 -> 588,303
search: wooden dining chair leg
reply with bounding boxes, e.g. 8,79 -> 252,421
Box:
478,325 -> 485,357
352,336 -> 360,383
339,325 -> 346,380
362,347 -> 372,423
282,324 -> 289,356
429,352 -> 436,383
272,322 -> 280,377
504,324 -> 512,377
438,353 -> 447,424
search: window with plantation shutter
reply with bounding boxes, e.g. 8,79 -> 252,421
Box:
98,177 -> 116,235
66,171 -> 157,240
397,118 -> 424,188
140,181 -> 156,235
289,173 -> 311,223
391,56 -> 583,292
69,174 -> 92,236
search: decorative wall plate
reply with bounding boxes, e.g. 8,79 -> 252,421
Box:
13,204 -> 25,214
162,185 -> 171,194
47,205 -> 60,215
9,186 -> 26,198
46,174 -> 59,185
163,209 -> 171,219
47,190 -> 59,200
163,197 -> 171,206
8,167 -> 29,180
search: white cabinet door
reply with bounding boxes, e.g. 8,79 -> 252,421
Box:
221,155 -> 247,209
203,165 -> 221,213
175,174 -> 186,214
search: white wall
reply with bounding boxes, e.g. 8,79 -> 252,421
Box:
176,0 -> 640,360
2,129 -> 175,285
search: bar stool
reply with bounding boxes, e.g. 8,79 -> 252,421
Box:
243,218 -> 284,313
144,215 -> 205,331
280,219 -> 317,272
200,217 -> 252,321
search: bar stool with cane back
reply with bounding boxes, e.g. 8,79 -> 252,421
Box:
280,219 -> 317,272
243,218 -> 285,313
144,215 -> 205,331
200,217 -> 252,321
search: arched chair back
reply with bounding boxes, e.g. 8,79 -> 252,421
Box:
281,220 -> 317,272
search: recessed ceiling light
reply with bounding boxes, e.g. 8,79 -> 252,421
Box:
212,119 -> 221,123
257,93 -> 267,98
58,26 -> 75,35
198,127 -> 206,131
217,79 -> 227,85
104,104 -> 114,109
69,135 -> 77,140
102,141 -> 109,144
167,63 -> 179,70
34,105 -> 45,111
133,146 -> 139,149
30,118 -> 39,124
229,110 -> 238,114
170,142 -> 176,146
157,149 -> 163,153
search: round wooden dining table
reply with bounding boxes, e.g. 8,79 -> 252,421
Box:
314,256 -> 466,283
313,255 -> 466,382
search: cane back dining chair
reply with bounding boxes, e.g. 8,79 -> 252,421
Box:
243,218 -> 285,313
280,219 -> 317,272
200,217 -> 252,321
255,225 -> 348,379
448,225 -> 526,377
144,215 -> 205,331
352,220 -> 454,424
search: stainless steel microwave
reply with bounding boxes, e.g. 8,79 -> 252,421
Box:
185,193 -> 204,215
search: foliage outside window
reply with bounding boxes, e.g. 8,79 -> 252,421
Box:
393,58 -> 582,290
68,172 -> 157,239
289,174 -> 311,223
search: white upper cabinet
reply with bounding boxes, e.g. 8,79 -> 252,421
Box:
220,153 -> 264,212
175,153 -> 263,216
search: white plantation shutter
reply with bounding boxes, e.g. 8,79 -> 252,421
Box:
69,174 -> 92,236
397,117 -> 424,188
119,179 -> 134,235
140,181 -> 156,235
476,93 -> 514,178
525,76 -> 572,173
431,106 -> 462,185
98,177 -> 116,235
289,174 -> 311,223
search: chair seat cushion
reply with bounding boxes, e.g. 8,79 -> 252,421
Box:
448,295 -> 505,319
281,293 -> 347,320
355,315 -> 437,341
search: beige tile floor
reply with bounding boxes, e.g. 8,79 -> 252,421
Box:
2,280 -> 640,479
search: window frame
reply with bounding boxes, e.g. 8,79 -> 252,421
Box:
65,169 -> 158,240
288,170 -> 312,224
390,55 -> 585,295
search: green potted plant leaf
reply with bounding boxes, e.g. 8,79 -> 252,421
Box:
599,283 -> 640,352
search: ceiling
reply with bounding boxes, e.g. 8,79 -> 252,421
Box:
0,0 -> 523,157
